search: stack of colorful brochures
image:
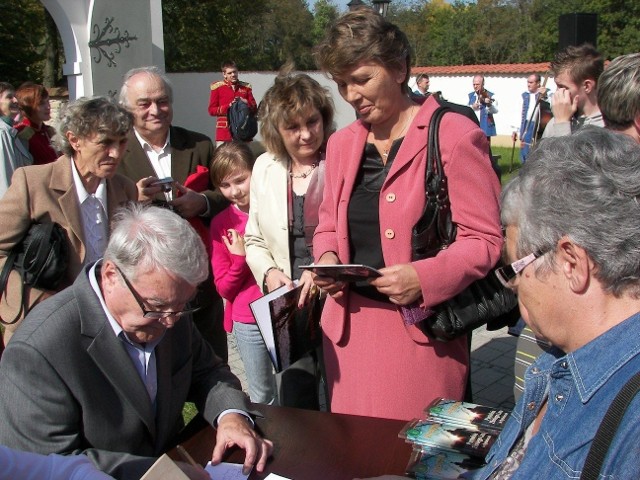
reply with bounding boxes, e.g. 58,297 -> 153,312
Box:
398,398 -> 511,479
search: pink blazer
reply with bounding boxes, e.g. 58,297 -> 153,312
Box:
314,96 -> 503,345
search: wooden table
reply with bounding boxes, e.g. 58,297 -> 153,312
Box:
173,404 -> 413,479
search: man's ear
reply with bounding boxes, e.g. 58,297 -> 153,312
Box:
633,115 -> 640,139
583,79 -> 596,95
557,236 -> 591,293
101,260 -> 119,291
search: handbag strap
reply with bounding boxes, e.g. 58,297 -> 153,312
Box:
0,250 -> 26,325
426,105 -> 458,246
580,371 -> 640,479
0,250 -> 18,296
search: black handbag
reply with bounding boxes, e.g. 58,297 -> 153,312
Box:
411,101 -> 519,342
0,222 -> 68,324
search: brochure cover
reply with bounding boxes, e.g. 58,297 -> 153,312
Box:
405,447 -> 484,480
299,264 -> 382,282
399,419 -> 497,459
250,281 -> 321,372
426,398 -> 510,433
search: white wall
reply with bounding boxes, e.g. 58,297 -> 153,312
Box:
168,71 -> 358,143
168,71 -> 557,142
409,75 -> 558,137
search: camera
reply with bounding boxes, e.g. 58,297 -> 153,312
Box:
153,177 -> 174,193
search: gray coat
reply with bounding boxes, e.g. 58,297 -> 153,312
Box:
0,263 -> 251,479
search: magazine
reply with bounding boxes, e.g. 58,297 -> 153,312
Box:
399,419 -> 497,459
425,398 -> 510,433
299,264 -> 382,282
249,281 -> 321,372
405,447 -> 484,480
398,398 -> 512,478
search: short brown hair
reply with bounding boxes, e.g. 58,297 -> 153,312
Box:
314,8 -> 412,94
210,141 -> 255,187
221,60 -> 237,72
259,65 -> 335,159
16,83 -> 49,120
551,44 -> 603,85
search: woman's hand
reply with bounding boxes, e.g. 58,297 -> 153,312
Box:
370,263 -> 422,306
312,252 -> 346,299
297,270 -> 318,309
222,229 -> 245,256
265,268 -> 293,293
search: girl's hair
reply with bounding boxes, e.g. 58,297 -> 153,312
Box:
209,141 -> 256,187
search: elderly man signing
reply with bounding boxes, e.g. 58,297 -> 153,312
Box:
0,204 -> 272,480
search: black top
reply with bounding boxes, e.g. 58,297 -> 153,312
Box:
290,193 -> 313,281
347,138 -> 403,302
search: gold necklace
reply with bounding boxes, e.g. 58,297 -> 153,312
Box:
289,162 -> 317,179
382,106 -> 415,159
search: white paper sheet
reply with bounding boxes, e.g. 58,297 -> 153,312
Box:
204,462 -> 250,480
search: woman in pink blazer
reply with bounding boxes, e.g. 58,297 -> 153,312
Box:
313,10 -> 503,420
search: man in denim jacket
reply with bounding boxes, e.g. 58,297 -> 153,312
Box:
470,127 -> 640,479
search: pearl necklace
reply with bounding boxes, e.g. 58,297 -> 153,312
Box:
289,162 -> 317,179
381,106 -> 415,159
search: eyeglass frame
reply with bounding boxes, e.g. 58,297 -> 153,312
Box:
495,250 -> 545,288
114,264 -> 201,319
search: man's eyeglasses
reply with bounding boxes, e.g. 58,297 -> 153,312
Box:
495,251 -> 544,288
115,265 -> 200,319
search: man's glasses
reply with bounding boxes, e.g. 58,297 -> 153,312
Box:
495,251 -> 544,288
115,265 -> 200,319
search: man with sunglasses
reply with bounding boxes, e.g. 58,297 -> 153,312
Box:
0,204 -> 272,480
470,127 -> 640,479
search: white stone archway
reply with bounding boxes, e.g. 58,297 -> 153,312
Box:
41,0 -> 165,99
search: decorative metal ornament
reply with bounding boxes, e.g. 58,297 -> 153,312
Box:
89,17 -> 138,67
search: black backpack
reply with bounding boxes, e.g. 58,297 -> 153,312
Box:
227,100 -> 258,141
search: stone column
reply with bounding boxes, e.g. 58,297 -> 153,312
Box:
41,0 -> 165,99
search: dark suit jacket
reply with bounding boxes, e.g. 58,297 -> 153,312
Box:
0,156 -> 137,336
118,126 -> 228,218
118,126 -> 230,360
0,263 -> 252,479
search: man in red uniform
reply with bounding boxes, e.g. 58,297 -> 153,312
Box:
208,61 -> 257,144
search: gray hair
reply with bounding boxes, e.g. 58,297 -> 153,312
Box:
598,53 -> 640,131
104,204 -> 208,286
119,66 -> 173,108
502,126 -> 640,298
56,96 -> 133,157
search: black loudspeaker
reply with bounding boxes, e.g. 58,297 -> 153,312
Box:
559,13 -> 598,50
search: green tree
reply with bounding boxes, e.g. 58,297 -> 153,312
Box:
163,0 -> 268,72
312,0 -> 339,45
0,0 -> 46,86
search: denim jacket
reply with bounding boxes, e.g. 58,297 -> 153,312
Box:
470,312 -> 640,479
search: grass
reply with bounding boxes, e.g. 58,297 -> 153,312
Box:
492,145 -> 522,185
183,402 -> 198,425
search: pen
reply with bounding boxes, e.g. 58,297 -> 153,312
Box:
176,444 -> 203,470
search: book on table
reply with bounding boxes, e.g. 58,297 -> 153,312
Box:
398,398 -> 512,479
